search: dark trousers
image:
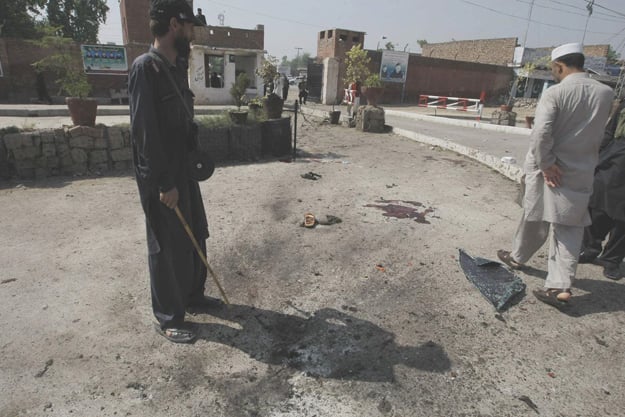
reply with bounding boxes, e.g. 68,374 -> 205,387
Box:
141,180 -> 208,329
583,207 -> 625,266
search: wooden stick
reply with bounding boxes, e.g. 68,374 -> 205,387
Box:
174,206 -> 230,305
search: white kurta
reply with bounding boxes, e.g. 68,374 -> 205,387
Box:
522,72 -> 613,226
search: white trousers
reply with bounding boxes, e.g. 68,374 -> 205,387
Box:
511,219 -> 584,289
347,97 -> 360,117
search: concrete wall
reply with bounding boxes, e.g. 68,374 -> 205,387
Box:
321,58 -> 339,105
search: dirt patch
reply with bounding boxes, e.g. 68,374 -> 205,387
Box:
1,118 -> 624,416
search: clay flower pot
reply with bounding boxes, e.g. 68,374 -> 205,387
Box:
66,97 -> 98,127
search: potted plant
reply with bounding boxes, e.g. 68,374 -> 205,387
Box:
247,97 -> 264,120
256,55 -> 284,119
31,26 -> 97,126
229,72 -> 251,124
361,74 -> 384,107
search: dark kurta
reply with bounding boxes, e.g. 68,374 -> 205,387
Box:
129,47 -> 209,329
588,101 -> 625,222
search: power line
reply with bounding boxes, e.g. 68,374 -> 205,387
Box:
546,0 -> 624,20
590,0 -> 625,19
514,0 -> 625,23
460,0 -> 616,35
207,0 -> 324,29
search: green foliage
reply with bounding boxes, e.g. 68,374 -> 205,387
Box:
417,39 -> 428,48
229,72 -> 251,110
255,56 -> 279,91
0,0 -> 46,39
0,126 -> 21,136
31,26 -> 91,98
287,52 -> 311,75
344,44 -> 372,85
46,0 -> 109,43
384,42 -> 395,51
197,114 -> 233,129
364,74 -> 382,88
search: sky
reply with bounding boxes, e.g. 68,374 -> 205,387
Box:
99,0 -> 625,60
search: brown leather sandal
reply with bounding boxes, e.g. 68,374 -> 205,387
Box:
533,288 -> 572,309
497,249 -> 525,270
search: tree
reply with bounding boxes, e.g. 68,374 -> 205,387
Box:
0,0 -> 46,39
607,45 -> 621,64
384,42 -> 395,51
288,52 -> 310,75
344,44 -> 372,84
46,0 -> 109,43
417,39 -> 428,49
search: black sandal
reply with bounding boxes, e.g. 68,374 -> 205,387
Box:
533,288 -> 571,309
154,323 -> 197,344
497,249 -> 525,270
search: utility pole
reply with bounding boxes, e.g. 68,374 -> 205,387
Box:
582,0 -> 595,44
522,0 -> 535,49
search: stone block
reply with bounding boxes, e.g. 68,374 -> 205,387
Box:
41,132 -> 55,144
12,146 -> 40,160
3,133 -> 26,150
229,125 -> 261,161
94,137 -> 108,149
113,160 -> 132,171
35,157 -> 48,168
490,110 -> 517,126
109,129 -> 124,149
42,143 -> 56,157
356,106 -> 385,133
33,135 -> 41,148
72,163 -> 88,175
89,150 -> 108,165
69,135 -> 94,149
15,167 -> 35,179
54,135 -> 68,147
71,148 -> 88,163
47,156 -> 60,168
0,143 -> 9,179
61,155 -> 74,168
14,159 -> 34,170
198,127 -> 229,162
35,168 -> 48,179
111,148 -> 132,162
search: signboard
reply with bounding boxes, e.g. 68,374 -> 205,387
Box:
81,45 -> 128,75
380,50 -> 409,83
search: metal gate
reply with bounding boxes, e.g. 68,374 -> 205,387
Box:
307,62 -> 323,102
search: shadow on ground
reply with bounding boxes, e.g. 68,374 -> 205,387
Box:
196,305 -> 451,382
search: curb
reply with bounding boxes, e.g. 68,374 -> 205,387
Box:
384,109 -> 532,136
391,127 -> 523,183
298,106 -> 523,183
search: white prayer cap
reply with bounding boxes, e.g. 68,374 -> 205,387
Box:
551,43 -> 584,61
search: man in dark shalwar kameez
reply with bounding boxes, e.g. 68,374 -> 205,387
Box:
579,99 -> 625,280
128,0 -> 218,343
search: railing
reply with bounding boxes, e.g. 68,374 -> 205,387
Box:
418,95 -> 483,120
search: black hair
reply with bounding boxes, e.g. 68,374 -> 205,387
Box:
554,53 -> 585,70
150,18 -> 170,37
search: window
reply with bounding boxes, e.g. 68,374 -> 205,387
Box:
233,55 -> 257,88
339,34 -> 347,42
352,36 -> 360,43
204,54 -> 224,88
320,32 -> 325,39
328,30 -> 333,39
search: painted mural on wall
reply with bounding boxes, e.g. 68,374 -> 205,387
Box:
380,50 -> 409,83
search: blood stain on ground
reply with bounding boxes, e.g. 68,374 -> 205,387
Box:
365,200 -> 435,224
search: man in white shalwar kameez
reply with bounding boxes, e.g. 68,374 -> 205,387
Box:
497,43 -> 613,308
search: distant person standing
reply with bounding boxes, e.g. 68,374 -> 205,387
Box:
298,79 -> 308,104
497,43 -> 613,309
281,73 -> 289,101
195,8 -> 207,25
35,70 -> 53,104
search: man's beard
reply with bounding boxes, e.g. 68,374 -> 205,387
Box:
174,35 -> 191,60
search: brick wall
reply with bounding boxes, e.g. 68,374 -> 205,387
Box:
317,29 -> 366,61
193,26 -> 264,50
120,0 -> 152,46
0,38 -> 126,102
366,50 -> 514,105
422,38 -> 518,66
